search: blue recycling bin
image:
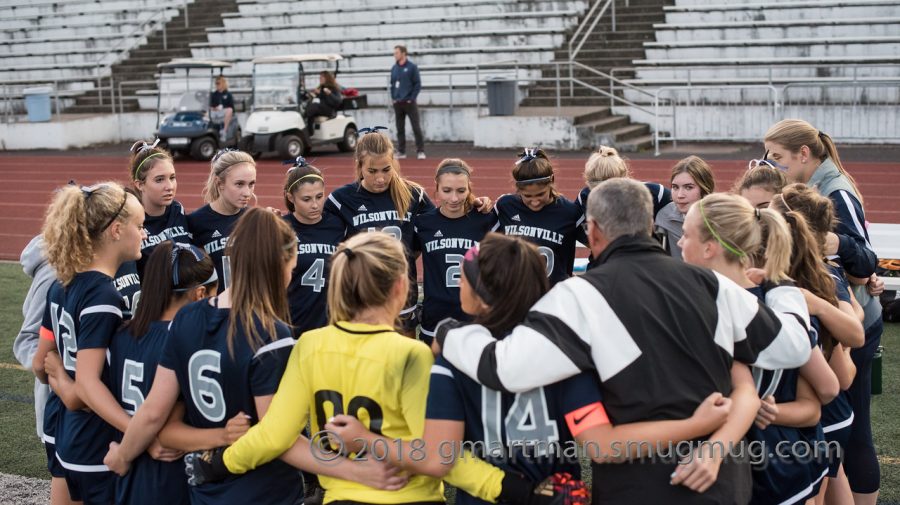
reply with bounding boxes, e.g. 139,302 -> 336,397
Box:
23,86 -> 53,122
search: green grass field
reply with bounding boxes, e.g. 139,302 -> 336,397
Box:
1,262 -> 897,501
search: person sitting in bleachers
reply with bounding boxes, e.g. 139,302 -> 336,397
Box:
304,71 -> 342,135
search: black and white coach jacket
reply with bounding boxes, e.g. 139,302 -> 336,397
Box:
437,234 -> 812,426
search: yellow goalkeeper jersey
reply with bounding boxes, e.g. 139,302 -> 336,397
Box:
223,321 -> 503,504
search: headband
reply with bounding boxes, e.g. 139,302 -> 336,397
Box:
171,242 -> 218,291
132,139 -> 163,180
212,147 -> 238,163
461,245 -> 494,304
358,126 -> 388,135
80,184 -> 128,235
699,199 -> 746,259
436,164 -> 470,178
515,175 -> 553,186
283,156 -> 325,192
777,194 -> 794,213
747,158 -> 786,172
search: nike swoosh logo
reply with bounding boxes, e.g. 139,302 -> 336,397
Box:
572,409 -> 595,425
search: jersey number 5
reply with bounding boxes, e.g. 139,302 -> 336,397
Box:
121,359 -> 145,415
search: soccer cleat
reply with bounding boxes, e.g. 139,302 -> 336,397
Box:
417,151 -> 427,160
184,447 -> 231,486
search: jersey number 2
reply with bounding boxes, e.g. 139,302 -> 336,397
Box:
445,254 -> 464,288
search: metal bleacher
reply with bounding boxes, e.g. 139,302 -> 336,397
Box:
0,0 -> 189,114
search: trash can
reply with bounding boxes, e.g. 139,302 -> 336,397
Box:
23,86 -> 53,122
485,77 -> 517,116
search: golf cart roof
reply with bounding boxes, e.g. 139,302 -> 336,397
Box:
251,54 -> 343,64
157,59 -> 233,70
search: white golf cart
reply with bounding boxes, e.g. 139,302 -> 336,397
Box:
155,59 -> 241,160
241,54 -> 364,158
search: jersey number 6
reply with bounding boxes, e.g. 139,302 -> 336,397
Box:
188,350 -> 227,422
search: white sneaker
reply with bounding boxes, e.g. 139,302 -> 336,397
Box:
396,152 -> 407,159
417,151 -> 427,160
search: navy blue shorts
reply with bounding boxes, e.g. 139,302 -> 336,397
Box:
64,468 -> 115,505
44,442 -> 65,479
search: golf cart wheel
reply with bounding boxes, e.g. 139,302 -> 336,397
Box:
239,136 -> 262,159
190,136 -> 217,161
278,134 -> 306,159
337,125 -> 358,152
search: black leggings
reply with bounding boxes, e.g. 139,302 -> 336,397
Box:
843,318 -> 882,493
306,103 -> 336,133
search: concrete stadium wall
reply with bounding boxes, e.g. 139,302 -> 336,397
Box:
0,108 -> 580,150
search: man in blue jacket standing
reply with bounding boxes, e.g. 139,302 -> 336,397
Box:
391,45 -> 425,159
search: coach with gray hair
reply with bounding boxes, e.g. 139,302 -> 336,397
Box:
435,178 -> 813,504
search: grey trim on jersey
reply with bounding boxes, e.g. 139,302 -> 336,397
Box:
327,193 -> 342,210
79,304 -> 123,320
253,337 -> 296,359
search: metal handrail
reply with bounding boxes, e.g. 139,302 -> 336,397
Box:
652,84 -> 779,155
94,9 -> 171,70
569,0 -> 613,62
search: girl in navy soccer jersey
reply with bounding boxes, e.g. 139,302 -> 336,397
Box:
128,140 -> 192,277
771,185 -> 866,505
732,160 -> 788,210
494,148 -> 583,286
282,157 -> 347,336
104,209 -> 303,505
107,241 -> 243,505
31,182 -> 149,504
577,146 -> 671,221
655,155 -> 715,260
324,129 -> 434,333
413,159 -> 498,344
764,120 -> 883,504
679,193 -> 846,504
330,233 -> 738,504
188,149 -> 256,290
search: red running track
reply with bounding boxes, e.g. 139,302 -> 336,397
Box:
0,152 -> 896,261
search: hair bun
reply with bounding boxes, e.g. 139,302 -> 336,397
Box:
598,146 -> 618,157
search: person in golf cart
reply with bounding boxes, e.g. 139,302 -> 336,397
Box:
303,71 -> 342,135
210,76 -> 235,142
